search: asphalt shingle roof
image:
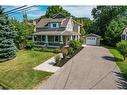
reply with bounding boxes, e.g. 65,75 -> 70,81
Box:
35,17 -> 70,28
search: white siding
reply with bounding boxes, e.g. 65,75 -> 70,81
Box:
66,18 -> 73,31
78,25 -> 80,33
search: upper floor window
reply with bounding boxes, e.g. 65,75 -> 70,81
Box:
50,23 -> 59,28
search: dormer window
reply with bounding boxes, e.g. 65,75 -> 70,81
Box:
53,23 -> 57,27
50,23 -> 59,28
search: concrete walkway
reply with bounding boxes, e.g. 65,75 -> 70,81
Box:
34,54 -> 61,73
36,46 -> 125,89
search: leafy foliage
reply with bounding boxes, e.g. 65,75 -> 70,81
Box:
10,13 -> 34,49
40,6 -> 72,19
75,17 -> 93,35
32,47 -> 61,53
68,47 -> 74,56
91,6 -> 127,46
105,18 -> 125,46
55,54 -> 61,65
69,40 -> 82,50
116,41 -> 127,60
0,6 -> 17,59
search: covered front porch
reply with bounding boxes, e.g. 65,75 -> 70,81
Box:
32,35 -> 80,48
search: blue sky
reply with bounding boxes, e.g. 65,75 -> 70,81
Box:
2,5 -> 95,21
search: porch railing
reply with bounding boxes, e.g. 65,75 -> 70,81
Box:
34,41 -> 64,47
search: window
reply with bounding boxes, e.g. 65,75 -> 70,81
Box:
53,23 -> 57,27
51,23 -> 59,28
55,36 -> 59,42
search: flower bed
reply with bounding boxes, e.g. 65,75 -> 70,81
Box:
54,40 -> 83,67
54,47 -> 83,67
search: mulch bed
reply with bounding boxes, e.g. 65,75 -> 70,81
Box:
54,47 -> 84,67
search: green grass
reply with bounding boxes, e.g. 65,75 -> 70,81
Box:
106,46 -> 127,79
0,50 -> 55,89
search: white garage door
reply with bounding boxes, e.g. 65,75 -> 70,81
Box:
86,37 -> 96,45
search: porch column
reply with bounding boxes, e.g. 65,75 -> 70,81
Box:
32,35 -> 35,42
60,36 -> 63,43
78,35 -> 80,40
70,35 -> 73,40
45,35 -> 48,43
75,35 -> 77,40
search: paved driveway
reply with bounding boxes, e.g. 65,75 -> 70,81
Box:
36,46 -> 124,89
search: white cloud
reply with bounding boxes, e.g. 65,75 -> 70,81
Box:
28,12 -> 45,18
27,7 -> 40,12
62,6 -> 96,19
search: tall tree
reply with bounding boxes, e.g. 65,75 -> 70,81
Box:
0,6 -> 17,59
45,6 -> 71,17
10,13 -> 34,49
91,6 -> 127,45
39,6 -> 72,19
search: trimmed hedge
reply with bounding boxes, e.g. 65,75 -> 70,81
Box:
32,47 -> 61,53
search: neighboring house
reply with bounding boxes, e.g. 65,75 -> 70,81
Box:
85,33 -> 101,46
32,13 -> 82,48
121,28 -> 127,41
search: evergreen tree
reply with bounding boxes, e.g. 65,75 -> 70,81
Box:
0,6 -> 17,59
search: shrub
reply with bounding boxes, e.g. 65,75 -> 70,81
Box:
32,47 -> 42,51
79,38 -> 84,44
32,47 -> 61,53
26,40 -> 35,49
61,47 -> 68,58
68,47 -> 74,56
42,47 -> 61,53
69,40 -> 82,50
116,41 -> 127,60
55,54 -> 61,65
53,48 -> 61,53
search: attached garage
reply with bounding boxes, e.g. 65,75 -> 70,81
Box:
85,34 -> 101,46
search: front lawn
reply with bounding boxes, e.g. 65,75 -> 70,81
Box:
0,50 -> 55,89
107,46 -> 127,79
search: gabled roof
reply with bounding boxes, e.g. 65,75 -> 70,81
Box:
35,17 -> 70,28
86,33 -> 101,38
52,13 -> 66,19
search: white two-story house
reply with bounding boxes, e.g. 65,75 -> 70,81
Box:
32,13 -> 82,47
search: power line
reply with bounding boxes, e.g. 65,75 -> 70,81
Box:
4,5 -> 27,14
6,6 -> 35,15
4,5 -> 36,17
